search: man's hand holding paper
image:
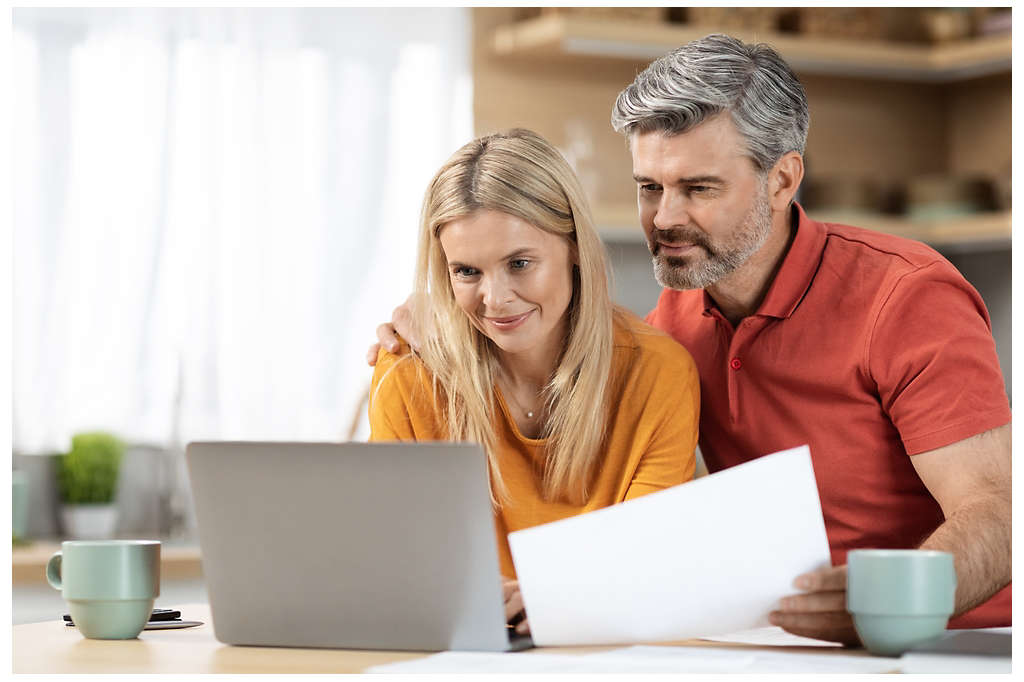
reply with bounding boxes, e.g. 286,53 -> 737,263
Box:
771,565 -> 858,646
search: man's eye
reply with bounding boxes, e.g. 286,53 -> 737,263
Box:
510,259 -> 529,270
689,185 -> 711,194
640,184 -> 661,193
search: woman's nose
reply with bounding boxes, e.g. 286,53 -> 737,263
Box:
480,274 -> 514,308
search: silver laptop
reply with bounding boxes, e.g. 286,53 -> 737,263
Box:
186,441 -> 532,652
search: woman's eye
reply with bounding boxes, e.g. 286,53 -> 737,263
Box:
510,259 -> 529,270
452,266 -> 478,279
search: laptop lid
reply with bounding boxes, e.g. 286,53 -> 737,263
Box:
186,441 -> 529,652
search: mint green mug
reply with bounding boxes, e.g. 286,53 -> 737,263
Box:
46,540 -> 161,639
846,549 -> 956,656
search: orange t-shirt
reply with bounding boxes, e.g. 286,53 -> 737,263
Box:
647,203 -> 1012,628
368,312 -> 700,579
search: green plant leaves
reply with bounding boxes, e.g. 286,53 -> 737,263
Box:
56,432 -> 124,504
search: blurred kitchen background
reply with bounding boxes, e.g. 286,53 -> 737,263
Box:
12,7 -> 1011,623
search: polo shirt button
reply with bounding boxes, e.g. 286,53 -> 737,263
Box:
730,358 -> 742,370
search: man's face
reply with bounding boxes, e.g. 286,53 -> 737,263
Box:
631,115 -> 772,291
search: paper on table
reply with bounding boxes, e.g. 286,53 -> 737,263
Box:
364,650 -> 752,674
587,646 -> 900,673
701,625 -> 841,647
364,652 -> 609,674
508,445 -> 832,647
365,646 -> 899,674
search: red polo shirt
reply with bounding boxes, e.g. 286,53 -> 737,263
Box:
647,204 -> 1011,628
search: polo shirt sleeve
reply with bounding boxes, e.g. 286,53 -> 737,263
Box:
867,261 -> 1011,455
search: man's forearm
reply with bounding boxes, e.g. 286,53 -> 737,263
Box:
918,491 -> 1011,615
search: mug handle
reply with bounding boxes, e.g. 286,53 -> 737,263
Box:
45,551 -> 62,590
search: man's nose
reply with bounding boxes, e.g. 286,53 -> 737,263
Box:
652,190 -> 691,232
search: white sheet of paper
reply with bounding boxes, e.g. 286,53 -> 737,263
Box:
701,625 -> 841,647
508,445 -> 832,646
364,650 -> 752,674
587,646 -> 900,673
364,652 -> 606,674
365,646 -> 898,674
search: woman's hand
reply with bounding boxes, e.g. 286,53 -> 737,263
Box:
503,578 -> 530,636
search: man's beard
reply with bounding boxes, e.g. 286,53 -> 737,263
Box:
650,186 -> 773,291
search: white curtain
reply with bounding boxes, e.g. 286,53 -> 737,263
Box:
13,8 -> 473,454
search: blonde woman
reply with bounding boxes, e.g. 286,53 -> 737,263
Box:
368,129 -> 699,633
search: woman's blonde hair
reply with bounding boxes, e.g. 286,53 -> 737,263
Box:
414,128 -> 616,505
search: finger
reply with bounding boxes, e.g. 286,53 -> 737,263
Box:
778,590 -> 847,613
770,608 -> 853,631
769,610 -> 859,646
392,302 -> 421,351
366,343 -> 381,366
774,621 -> 859,647
794,564 -> 847,592
375,323 -> 400,352
502,579 -> 519,602
504,591 -> 524,623
515,616 -> 530,636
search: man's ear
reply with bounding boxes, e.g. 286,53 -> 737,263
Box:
768,151 -> 804,211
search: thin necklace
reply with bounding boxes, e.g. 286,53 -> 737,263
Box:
500,376 -> 541,420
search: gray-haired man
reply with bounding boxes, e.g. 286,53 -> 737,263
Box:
371,34 -> 1010,645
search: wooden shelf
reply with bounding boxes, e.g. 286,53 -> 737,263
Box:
13,541 -> 203,583
596,208 -> 1011,254
816,210 -> 1012,252
492,15 -> 1011,82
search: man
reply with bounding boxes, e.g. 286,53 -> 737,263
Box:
370,34 -> 1011,644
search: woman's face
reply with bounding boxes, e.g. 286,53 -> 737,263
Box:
439,209 -> 575,362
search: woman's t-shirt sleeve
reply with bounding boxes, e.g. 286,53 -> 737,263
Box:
623,336 -> 700,500
368,347 -> 438,441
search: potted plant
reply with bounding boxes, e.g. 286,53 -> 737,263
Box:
57,431 -> 124,539
12,469 -> 30,546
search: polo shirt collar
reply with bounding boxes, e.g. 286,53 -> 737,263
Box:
701,202 -> 826,319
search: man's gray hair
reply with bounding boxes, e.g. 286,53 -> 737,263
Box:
611,34 -> 809,173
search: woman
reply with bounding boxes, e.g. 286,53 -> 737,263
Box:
368,128 -> 699,633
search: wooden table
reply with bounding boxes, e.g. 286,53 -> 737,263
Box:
14,604 -> 427,673
14,604 -> 896,674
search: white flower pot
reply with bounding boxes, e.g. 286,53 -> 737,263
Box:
60,504 -> 119,540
